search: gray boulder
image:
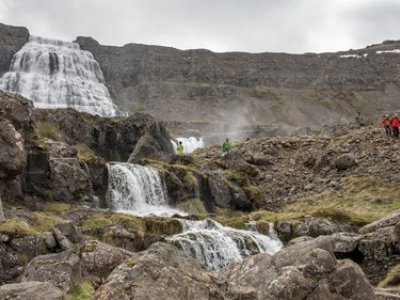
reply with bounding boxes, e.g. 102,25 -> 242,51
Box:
335,153 -> 358,171
0,281 -> 64,300
22,249 -> 81,293
359,209 -> 400,234
94,242 -> 226,300
81,239 -> 132,276
208,171 -> 232,208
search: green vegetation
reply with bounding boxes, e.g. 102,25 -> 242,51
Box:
35,121 -> 65,148
43,203 -> 71,214
31,212 -> 64,232
183,172 -> 198,189
0,219 -> 37,236
177,198 -> 208,215
379,263 -> 400,289
243,185 -> 263,208
67,280 -> 95,300
76,143 -> 97,163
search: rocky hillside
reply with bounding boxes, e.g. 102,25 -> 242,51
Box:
75,36 -> 400,130
1,23 -> 400,135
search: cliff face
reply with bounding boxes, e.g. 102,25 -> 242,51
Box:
76,36 -> 400,127
0,23 -> 29,76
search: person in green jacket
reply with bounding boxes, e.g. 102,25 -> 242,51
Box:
177,141 -> 184,156
222,138 -> 232,155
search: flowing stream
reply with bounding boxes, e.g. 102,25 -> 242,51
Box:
106,162 -> 282,270
0,36 -> 116,116
168,219 -> 282,271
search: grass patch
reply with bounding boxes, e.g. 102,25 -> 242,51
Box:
143,217 -> 182,235
31,212 -> 64,232
43,203 -> 71,214
243,186 -> 264,208
213,215 -> 248,230
67,280 -> 95,300
76,143 -> 97,163
35,121 -> 65,148
0,219 -> 37,236
284,176 -> 400,225
379,263 -> 400,288
177,198 -> 208,215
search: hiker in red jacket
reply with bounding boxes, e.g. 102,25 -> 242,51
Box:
391,113 -> 400,138
381,113 -> 391,136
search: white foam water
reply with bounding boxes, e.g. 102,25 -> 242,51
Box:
171,137 -> 205,154
0,36 -> 116,116
106,162 -> 185,217
168,219 -> 283,271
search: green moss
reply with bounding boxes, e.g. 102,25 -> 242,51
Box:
67,280 -> 95,300
177,198 -> 208,215
243,186 -> 263,208
224,170 -> 246,185
43,203 -> 71,214
213,215 -> 248,230
0,219 -> 37,236
183,172 -> 198,189
31,212 -> 64,232
76,143 -> 97,163
143,217 -> 182,235
82,214 -> 145,235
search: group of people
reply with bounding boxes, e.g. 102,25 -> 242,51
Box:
176,138 -> 233,157
381,113 -> 400,138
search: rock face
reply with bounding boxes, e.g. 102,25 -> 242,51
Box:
94,242 -> 226,300
22,250 -> 81,292
0,281 -> 64,300
0,23 -> 29,77
76,35 -> 400,130
223,237 -> 377,300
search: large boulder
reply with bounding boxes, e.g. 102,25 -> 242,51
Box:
22,250 -> 81,292
94,242 -> 226,300
81,239 -> 132,276
207,171 -> 232,208
223,237 -> 377,300
335,153 -> 358,171
0,281 -> 64,300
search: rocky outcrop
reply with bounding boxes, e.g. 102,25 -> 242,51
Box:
76,35 -> 400,132
94,242 -> 226,300
0,281 -> 64,300
0,23 -> 29,77
223,237 -> 377,300
0,197 -> 3,223
22,250 -> 81,292
81,239 -> 132,277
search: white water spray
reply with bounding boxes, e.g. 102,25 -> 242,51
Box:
0,36 -> 116,116
106,162 -> 184,217
168,219 -> 283,271
171,137 -> 204,154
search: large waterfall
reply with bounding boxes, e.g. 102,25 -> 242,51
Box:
106,162 -> 184,216
0,36 -> 116,116
168,219 -> 282,271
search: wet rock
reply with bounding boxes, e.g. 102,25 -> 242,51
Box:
0,281 -> 64,300
94,242 -> 226,300
335,153 -> 358,171
22,249 -> 81,292
81,239 -> 132,277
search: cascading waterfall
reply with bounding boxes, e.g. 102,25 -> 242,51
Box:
106,162 -> 184,217
0,36 -> 116,116
171,137 -> 205,154
167,219 -> 283,271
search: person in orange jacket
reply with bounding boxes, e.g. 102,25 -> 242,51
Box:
381,113 -> 391,136
391,113 -> 400,138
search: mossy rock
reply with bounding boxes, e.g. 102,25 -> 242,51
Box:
0,219 -> 37,236
243,186 -> 264,208
67,280 -> 95,300
256,221 -> 270,235
177,198 -> 208,215
143,217 -> 182,235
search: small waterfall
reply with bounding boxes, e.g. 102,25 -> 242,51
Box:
171,137 -> 205,154
0,36 -> 116,117
106,162 -> 184,217
167,219 -> 283,271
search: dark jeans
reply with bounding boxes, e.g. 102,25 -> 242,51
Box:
393,127 -> 399,138
385,126 -> 391,136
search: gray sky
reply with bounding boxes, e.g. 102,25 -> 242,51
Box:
0,0 -> 399,53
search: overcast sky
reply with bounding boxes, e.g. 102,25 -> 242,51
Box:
0,0 -> 399,54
